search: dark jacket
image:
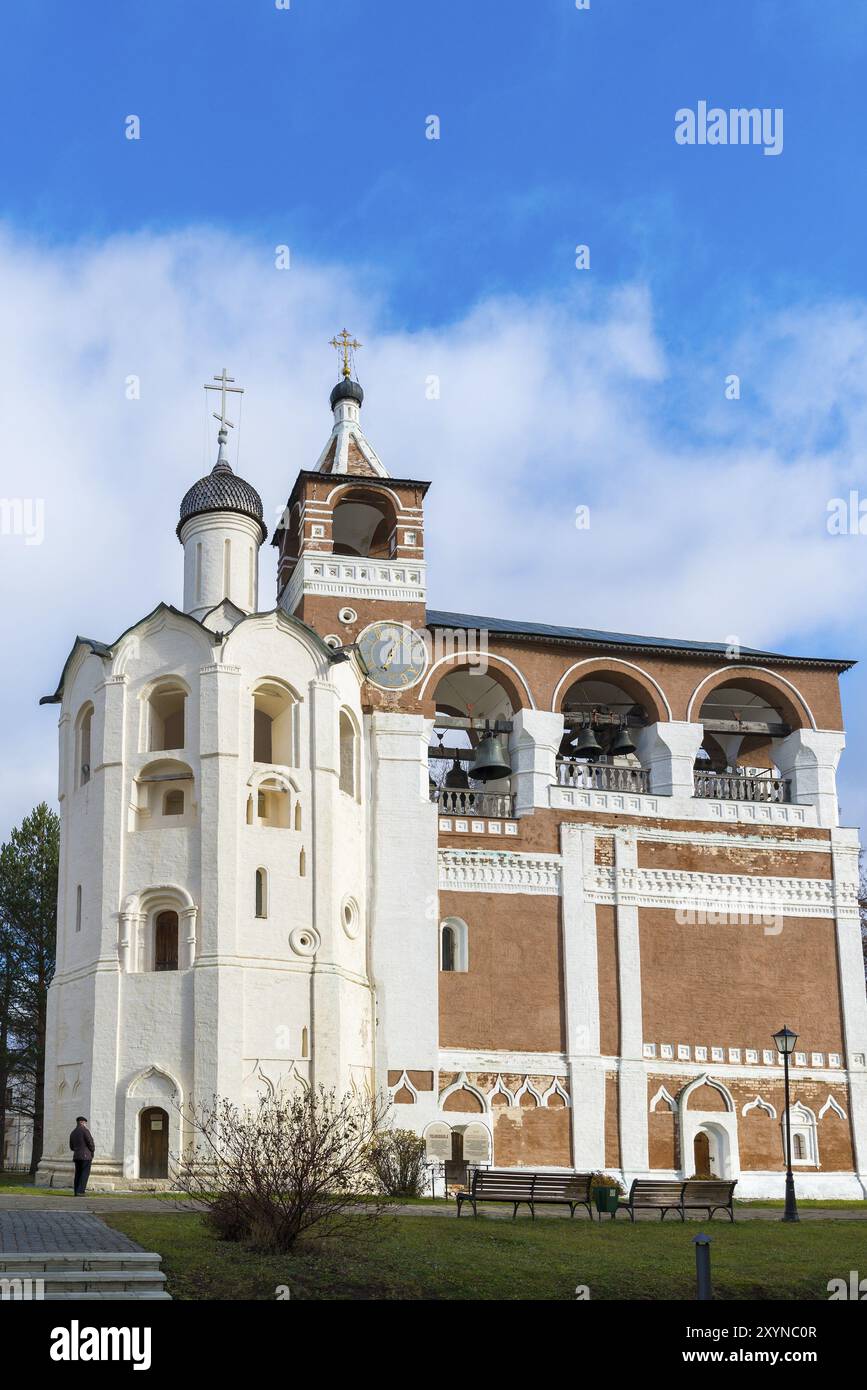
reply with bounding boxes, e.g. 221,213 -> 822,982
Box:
69,1125 -> 95,1160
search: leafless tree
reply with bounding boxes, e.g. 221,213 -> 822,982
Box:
175,1083 -> 391,1252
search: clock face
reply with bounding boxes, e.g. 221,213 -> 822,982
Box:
356,621 -> 429,690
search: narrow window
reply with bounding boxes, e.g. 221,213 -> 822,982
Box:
195,541 -> 203,602
299,847 -> 306,877
77,706 -> 93,787
294,802 -> 302,831
248,545 -> 254,608
75,885 -> 82,933
154,911 -> 179,972
254,708 -> 273,763
441,924 -> 456,972
255,868 -> 267,918
223,537 -> 231,596
163,789 -> 184,816
257,791 -> 266,819
148,686 -> 186,752
301,1026 -> 309,1058
339,711 -> 356,797
793,1133 -> 805,1161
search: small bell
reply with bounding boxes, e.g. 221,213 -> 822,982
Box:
444,756 -> 469,790
468,732 -> 512,783
570,722 -> 602,760
609,722 -> 637,757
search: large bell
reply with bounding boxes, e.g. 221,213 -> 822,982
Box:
468,732 -> 512,783
444,755 -> 470,790
571,722 -> 602,759
609,723 -> 637,757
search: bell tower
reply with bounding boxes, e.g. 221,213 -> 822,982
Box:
273,333 -> 430,651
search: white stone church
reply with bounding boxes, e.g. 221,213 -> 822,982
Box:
37,355 -> 867,1196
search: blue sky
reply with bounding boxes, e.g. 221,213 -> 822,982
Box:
2,0 -> 867,835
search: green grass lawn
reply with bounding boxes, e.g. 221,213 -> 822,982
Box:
102,1209 -> 867,1301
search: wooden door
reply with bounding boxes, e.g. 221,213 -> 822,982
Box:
140,1107 -> 169,1179
154,912 -> 178,971
693,1131 -> 711,1177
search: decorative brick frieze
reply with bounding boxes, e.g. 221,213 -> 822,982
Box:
438,848 -> 561,895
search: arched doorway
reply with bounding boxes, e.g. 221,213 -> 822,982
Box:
139,1107 -> 169,1179
693,1131 -> 712,1177
154,912 -> 179,972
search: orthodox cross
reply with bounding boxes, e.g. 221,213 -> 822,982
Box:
329,329 -> 362,379
204,368 -> 244,436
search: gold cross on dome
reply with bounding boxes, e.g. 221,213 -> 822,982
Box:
204,367 -> 244,435
329,329 -> 362,378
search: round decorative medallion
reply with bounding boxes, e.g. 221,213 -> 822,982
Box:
289,926 -> 320,957
341,896 -> 360,940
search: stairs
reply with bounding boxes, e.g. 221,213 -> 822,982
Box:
0,1251 -> 171,1300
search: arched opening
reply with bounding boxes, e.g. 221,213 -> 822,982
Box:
132,759 -> 194,829
154,911 -> 179,972
693,1130 -> 712,1177
331,488 -> 397,558
299,847 -> 306,877
255,868 -> 268,918
252,778 -> 292,829
139,1107 -> 169,1180
253,682 -> 296,767
294,801 -> 302,831
339,710 -> 359,798
75,703 -> 93,787
441,924 -> 456,972
694,679 -> 802,804
430,666 -> 516,814
301,1026 -> 309,1059
557,674 -> 650,791
147,683 -> 186,753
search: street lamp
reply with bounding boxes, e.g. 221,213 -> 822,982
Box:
772,1025 -> 799,1222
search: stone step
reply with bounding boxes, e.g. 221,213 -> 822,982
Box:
0,1251 -> 163,1272
45,1291 -> 173,1301
0,1268 -> 167,1292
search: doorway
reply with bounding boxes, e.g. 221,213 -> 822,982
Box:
693,1130 -> 713,1177
139,1107 -> 169,1179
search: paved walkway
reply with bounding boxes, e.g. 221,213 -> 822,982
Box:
1,1192 -> 865,1220
0,1210 -> 144,1253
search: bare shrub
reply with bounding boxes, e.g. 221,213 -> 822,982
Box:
366,1127 -> 429,1198
175,1084 -> 390,1252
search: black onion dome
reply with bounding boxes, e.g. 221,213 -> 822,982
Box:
330,377 -> 364,410
177,461 -> 267,540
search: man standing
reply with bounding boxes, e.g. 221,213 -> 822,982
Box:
69,1116 -> 95,1196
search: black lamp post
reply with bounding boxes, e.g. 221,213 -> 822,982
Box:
772,1025 -> 799,1222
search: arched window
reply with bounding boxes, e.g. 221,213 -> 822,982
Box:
253,682 -> 296,766
441,924 -> 456,972
76,704 -> 93,787
163,789 -> 184,816
339,711 -> 358,798
331,488 -> 397,559
793,1133 -> 805,1161
255,868 -> 268,918
294,802 -> 302,831
148,684 -> 186,752
154,911 -> 179,972
75,885 -> 82,933
301,1026 -> 309,1059
299,847 -> 306,877
252,779 -> 291,829
131,759 -> 194,829
440,918 -> 468,972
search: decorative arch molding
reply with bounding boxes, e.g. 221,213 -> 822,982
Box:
122,884 -> 196,917
550,656 -> 672,723
818,1095 -> 847,1121
540,1076 -> 571,1109
222,606 -> 338,669
487,1075 -> 516,1108
686,665 -> 817,730
137,672 -> 193,702
742,1095 -> 777,1120
679,1072 -> 734,1113
513,1076 -> 544,1109
250,673 -> 303,705
245,767 -> 300,796
126,1064 -> 183,1105
118,885 -> 197,973
438,1071 -> 488,1113
649,1085 -> 677,1114
389,1069 -> 418,1105
324,480 -> 404,510
418,651 -> 536,711
122,1065 -> 184,1182
112,606 -> 215,677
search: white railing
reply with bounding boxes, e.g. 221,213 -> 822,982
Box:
436,788 -> 515,818
693,771 -> 791,804
555,760 -> 650,794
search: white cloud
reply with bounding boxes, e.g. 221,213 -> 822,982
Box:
0,226 -> 865,834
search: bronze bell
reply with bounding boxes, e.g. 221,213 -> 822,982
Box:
444,755 -> 470,790
468,732 -> 512,783
571,722 -> 602,759
609,722 -> 637,757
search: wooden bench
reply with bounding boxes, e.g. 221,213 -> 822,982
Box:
456,1168 -> 595,1220
682,1179 -> 737,1222
616,1179 -> 737,1221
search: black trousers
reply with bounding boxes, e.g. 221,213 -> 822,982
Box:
73,1158 -> 92,1195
